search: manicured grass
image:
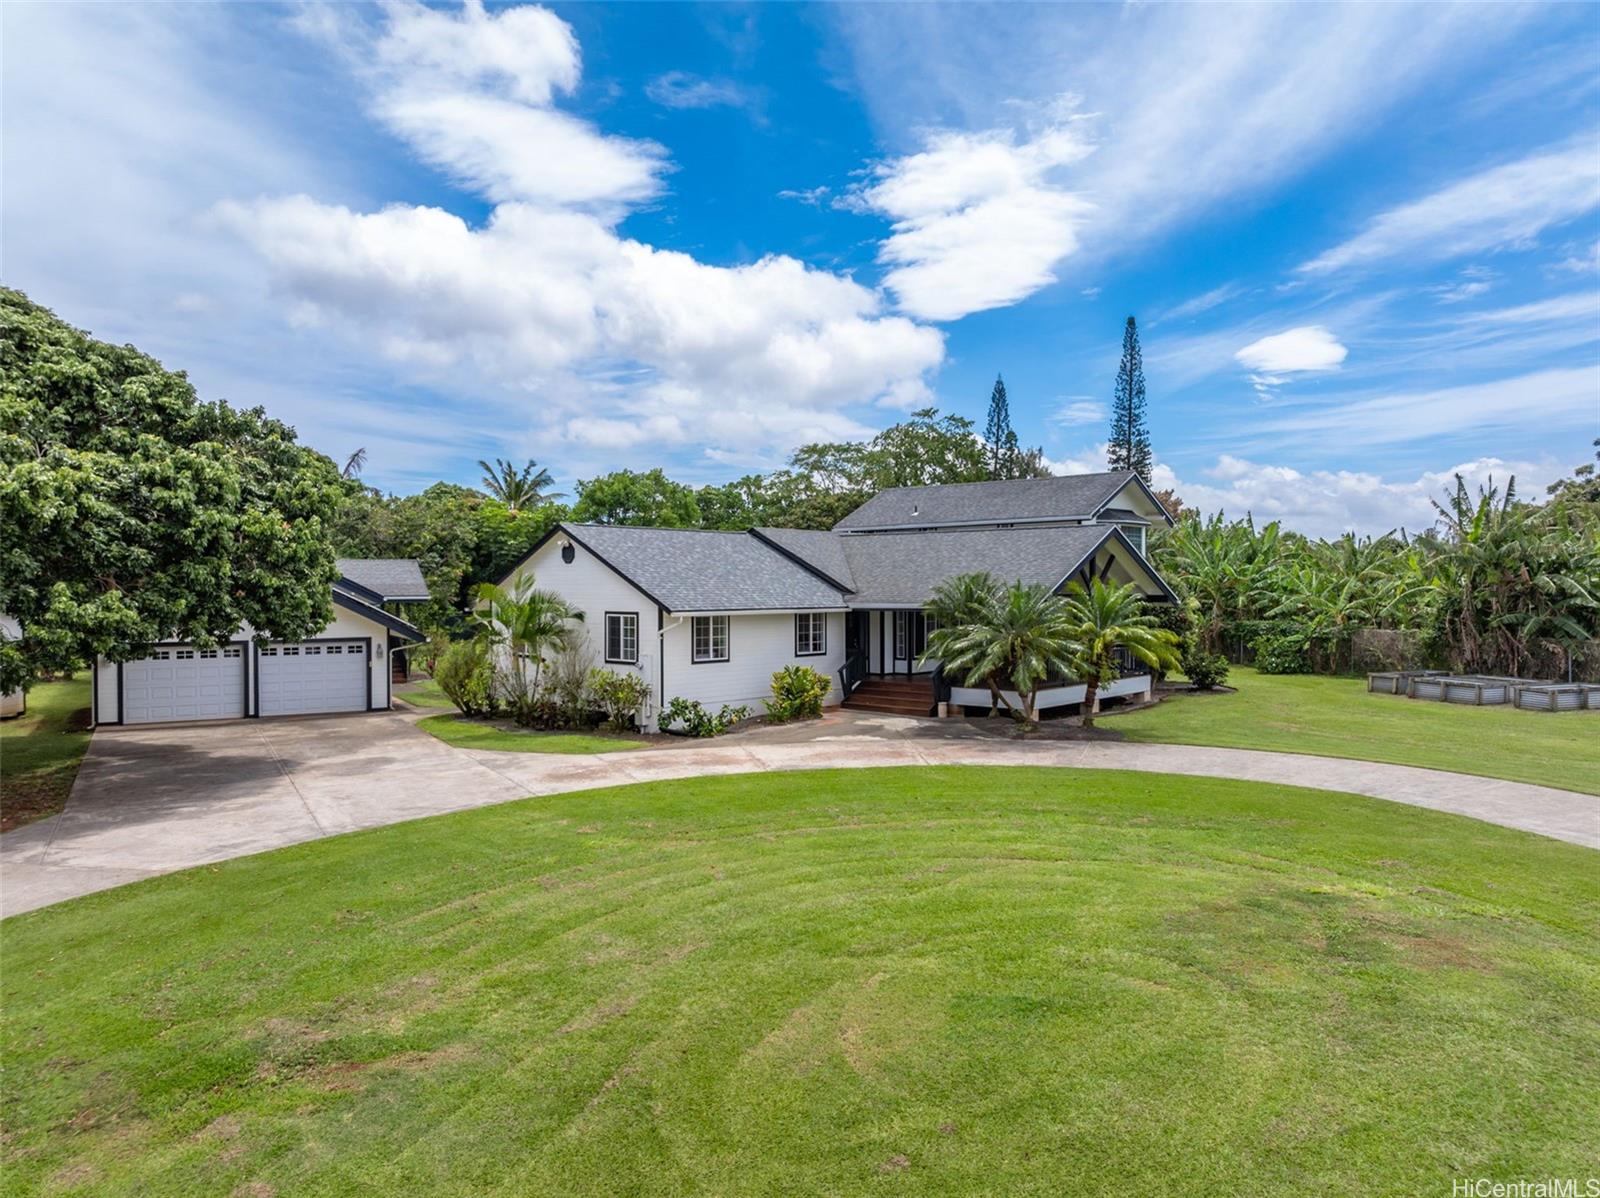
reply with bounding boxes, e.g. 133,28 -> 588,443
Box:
0,677 -> 92,832
417,713 -> 645,754
393,676 -> 454,709
4,767 -> 1596,1196
1106,667 -> 1600,795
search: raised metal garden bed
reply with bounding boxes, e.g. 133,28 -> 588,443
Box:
1406,675 -> 1530,705
1367,670 -> 1449,695
1512,683 -> 1600,712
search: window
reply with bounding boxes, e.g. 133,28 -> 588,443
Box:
894,611 -> 907,661
327,645 -> 342,654
605,612 -> 639,664
176,649 -> 195,660
306,645 -> 322,655
795,612 -> 826,656
283,646 -> 300,656
691,615 -> 729,663
224,647 -> 242,659
262,647 -> 278,656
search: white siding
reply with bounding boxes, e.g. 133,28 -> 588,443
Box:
661,611 -> 844,719
506,534 -> 659,721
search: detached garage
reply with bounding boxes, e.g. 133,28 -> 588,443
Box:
93,560 -> 426,727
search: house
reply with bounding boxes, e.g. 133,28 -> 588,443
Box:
1,614 -> 24,718
90,559 -> 427,726
501,470 -> 1176,728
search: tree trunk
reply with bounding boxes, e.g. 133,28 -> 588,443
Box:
1081,680 -> 1100,727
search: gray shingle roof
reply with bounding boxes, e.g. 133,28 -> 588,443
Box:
564,524 -> 848,612
336,558 -> 430,602
834,471 -> 1139,531
836,524 -> 1119,606
751,527 -> 856,591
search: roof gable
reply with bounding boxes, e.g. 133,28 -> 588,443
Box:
335,558 -> 430,601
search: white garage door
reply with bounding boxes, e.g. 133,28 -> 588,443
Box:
123,645 -> 246,724
259,640 -> 368,716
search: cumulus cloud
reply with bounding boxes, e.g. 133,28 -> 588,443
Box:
1299,136 -> 1600,275
845,109 -> 1095,321
1234,326 -> 1347,393
219,3 -> 945,463
1153,454 -> 1562,539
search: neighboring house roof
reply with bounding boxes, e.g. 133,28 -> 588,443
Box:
332,585 -> 425,641
559,524 -> 850,613
835,471 -> 1171,531
335,558 -> 430,602
835,524 -> 1144,606
749,527 -> 857,592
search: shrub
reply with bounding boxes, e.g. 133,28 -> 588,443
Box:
1252,631 -> 1310,675
661,697 -> 749,737
547,641 -> 598,727
588,668 -> 652,731
434,640 -> 498,717
1181,649 -> 1230,690
766,664 -> 830,723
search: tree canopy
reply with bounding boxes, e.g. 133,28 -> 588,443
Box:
572,468 -> 702,527
0,289 -> 348,692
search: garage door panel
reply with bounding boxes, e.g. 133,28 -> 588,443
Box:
259,640 -> 368,716
123,645 -> 246,724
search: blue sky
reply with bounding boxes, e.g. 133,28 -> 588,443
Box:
4,1 -> 1597,536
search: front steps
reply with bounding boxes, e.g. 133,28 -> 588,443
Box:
842,677 -> 935,717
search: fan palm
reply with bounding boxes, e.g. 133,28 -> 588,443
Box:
922,576 -> 1081,724
478,458 -> 563,512
1060,579 -> 1181,726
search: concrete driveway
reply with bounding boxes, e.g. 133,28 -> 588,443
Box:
3,708 -> 1595,918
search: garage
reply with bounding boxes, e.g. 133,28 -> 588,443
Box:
122,644 -> 246,724
258,640 -> 369,717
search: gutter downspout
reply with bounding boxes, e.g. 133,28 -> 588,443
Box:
657,607 -> 685,730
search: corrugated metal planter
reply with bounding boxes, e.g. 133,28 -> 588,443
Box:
1407,675 -> 1528,705
1513,684 -> 1600,712
1368,670 -> 1449,695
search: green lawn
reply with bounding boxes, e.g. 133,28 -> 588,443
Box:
417,713 -> 646,754
393,676 -> 454,709
4,767 -> 1596,1196
1105,667 -> 1600,795
0,677 -> 92,831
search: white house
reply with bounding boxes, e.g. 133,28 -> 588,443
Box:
502,470 -> 1177,729
90,559 -> 426,726
1,613 -> 24,718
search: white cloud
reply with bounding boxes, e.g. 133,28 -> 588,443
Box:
1155,454 -> 1562,539
307,0 -> 666,212
1155,283 -> 1242,323
645,72 -> 752,111
1234,326 -> 1347,391
1249,365 -> 1598,450
832,4 -> 1522,272
1299,137 -> 1600,275
778,185 -> 831,207
212,3 -> 947,466
845,111 -> 1095,321
1053,400 -> 1105,427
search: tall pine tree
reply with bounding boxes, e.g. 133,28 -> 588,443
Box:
983,374 -> 1019,479
1107,316 -> 1153,482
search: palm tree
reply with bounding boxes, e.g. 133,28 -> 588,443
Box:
341,448 -> 367,479
471,575 -> 583,706
1060,579 -> 1181,726
922,575 -> 1082,724
478,458 -> 563,512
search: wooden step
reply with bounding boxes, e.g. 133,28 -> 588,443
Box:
844,699 -> 935,717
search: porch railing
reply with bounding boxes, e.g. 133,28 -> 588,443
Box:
1113,646 -> 1153,677
838,648 -> 868,698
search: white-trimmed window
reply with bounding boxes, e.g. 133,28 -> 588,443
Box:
692,615 -> 729,663
894,611 -> 907,660
795,612 -> 826,656
606,612 -> 639,664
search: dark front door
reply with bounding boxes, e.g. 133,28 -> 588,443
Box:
846,611 -> 870,659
